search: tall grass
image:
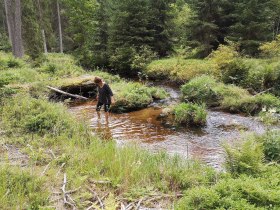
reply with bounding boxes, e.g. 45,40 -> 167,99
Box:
0,167 -> 48,209
146,58 -> 214,83
181,75 -> 280,114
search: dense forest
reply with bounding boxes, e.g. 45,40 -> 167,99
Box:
1,0 -> 280,209
1,0 -> 280,70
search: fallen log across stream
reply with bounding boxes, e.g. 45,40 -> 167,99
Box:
47,85 -> 89,100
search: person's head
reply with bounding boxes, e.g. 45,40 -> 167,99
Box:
94,76 -> 103,85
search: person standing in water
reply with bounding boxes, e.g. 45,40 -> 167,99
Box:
94,76 -> 115,118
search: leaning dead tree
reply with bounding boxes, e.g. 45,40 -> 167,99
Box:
4,0 -> 24,58
57,0 -> 63,53
37,0 -> 47,53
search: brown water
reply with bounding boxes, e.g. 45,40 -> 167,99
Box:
69,86 -> 274,170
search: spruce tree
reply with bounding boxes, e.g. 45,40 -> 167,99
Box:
228,0 -> 274,55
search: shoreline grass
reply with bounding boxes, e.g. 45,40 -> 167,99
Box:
1,51 -> 280,209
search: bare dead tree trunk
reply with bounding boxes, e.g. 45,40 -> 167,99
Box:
4,0 -> 24,58
4,0 -> 12,43
37,0 -> 47,53
14,0 -> 23,57
57,0 -> 63,53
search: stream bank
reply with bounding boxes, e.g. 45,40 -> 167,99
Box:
69,84 -> 276,170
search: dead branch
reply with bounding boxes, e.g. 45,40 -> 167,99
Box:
86,186 -> 105,210
253,88 -> 273,97
61,173 -> 76,209
47,85 -> 88,100
66,186 -> 81,194
56,162 -> 66,177
41,162 -> 51,176
89,179 -> 111,184
136,198 -> 144,209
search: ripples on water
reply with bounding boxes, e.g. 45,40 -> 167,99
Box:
69,99 -> 270,170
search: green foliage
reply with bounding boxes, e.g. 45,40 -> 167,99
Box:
258,111 -> 279,125
109,46 -> 137,74
241,58 -> 280,94
0,32 -> 11,51
259,35 -> 280,58
208,44 -> 249,85
22,0 -> 43,59
1,95 -> 79,136
0,51 -> 25,70
131,46 -> 158,71
177,173 -> 280,209
257,131 -> 280,163
0,167 -> 48,209
67,141 -> 216,193
146,58 -> 213,83
176,187 -> 220,210
181,75 -> 219,105
181,75 -> 280,114
111,82 -> 168,112
224,138 -> 264,176
173,103 -> 207,126
229,0 -> 275,55
38,53 -> 85,77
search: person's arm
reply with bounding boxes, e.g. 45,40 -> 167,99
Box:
96,86 -> 99,101
106,84 -> 115,104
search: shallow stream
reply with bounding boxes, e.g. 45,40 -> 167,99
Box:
69,84 -> 271,170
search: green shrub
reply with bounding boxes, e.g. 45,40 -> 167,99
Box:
220,59 -> 249,85
258,111 -> 279,125
111,82 -> 168,112
109,46 -> 137,74
0,167 -> 48,209
38,53 -> 85,77
177,170 -> 280,209
181,75 -> 219,105
224,138 -> 264,176
242,59 -> 280,94
146,58 -> 213,82
131,45 -> 157,71
176,187 -> 220,209
259,35 -> 280,58
181,75 -> 280,114
0,51 -> 25,70
1,95 -> 79,136
257,131 -> 280,163
173,103 -> 207,126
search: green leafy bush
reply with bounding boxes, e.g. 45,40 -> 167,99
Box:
38,53 -> 85,77
173,103 -> 207,126
111,82 -> 167,112
131,45 -> 157,71
224,138 -> 264,176
242,59 -> 280,94
259,35 -> 280,58
181,75 -> 280,114
177,173 -> 280,209
258,111 -> 279,125
176,187 -> 220,209
0,51 -> 25,70
109,46 -> 137,74
257,131 -> 280,163
0,167 -> 48,209
146,58 -> 213,82
180,75 -> 219,105
1,95 -> 78,136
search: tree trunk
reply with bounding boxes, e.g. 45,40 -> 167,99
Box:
4,0 -> 24,58
57,0 -> 63,53
37,0 -> 47,53
4,0 -> 12,43
14,0 -> 24,57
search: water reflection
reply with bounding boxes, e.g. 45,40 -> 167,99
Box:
69,100 -> 272,170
